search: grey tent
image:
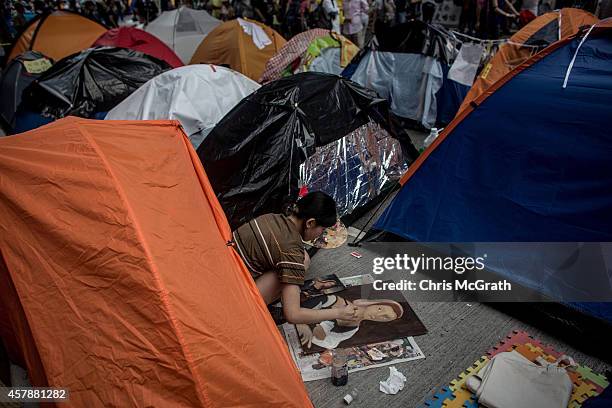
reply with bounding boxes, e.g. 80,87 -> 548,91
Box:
0,51 -> 53,132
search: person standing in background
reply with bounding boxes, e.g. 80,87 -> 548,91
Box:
322,0 -> 341,32
221,0 -> 235,20
263,0 -> 277,26
299,0 -> 312,30
283,0 -> 302,37
520,0 -> 537,16
252,0 -> 269,22
33,0 -> 46,14
210,0 -> 223,18
103,0 -> 119,27
458,0 -> 476,34
408,0 -> 421,19
600,0 -> 612,18
377,0 -> 396,24
343,0 -> 368,47
358,0 -> 369,45
422,0 -> 435,22
1,2 -> 12,46
82,1 -> 99,21
373,0 -> 395,37
270,0 -> 283,31
235,0 -> 255,18
13,3 -> 27,33
480,0 -> 518,38
134,0 -> 159,24
114,0 -> 125,21
394,0 -> 407,23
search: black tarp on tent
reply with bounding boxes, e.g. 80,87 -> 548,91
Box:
375,19 -> 456,63
343,20 -> 457,77
18,47 -> 170,122
198,72 -> 419,228
0,51 -> 52,132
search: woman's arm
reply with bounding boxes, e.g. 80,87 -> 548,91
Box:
281,284 -> 358,324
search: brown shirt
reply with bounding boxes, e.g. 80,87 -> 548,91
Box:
233,213 -> 306,285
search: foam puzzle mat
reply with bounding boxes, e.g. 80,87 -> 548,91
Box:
420,330 -> 610,408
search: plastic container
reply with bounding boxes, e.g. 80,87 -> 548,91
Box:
331,349 -> 349,386
343,388 -> 358,404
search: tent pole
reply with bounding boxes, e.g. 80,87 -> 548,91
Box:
348,181 -> 400,247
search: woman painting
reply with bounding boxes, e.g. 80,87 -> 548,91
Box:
232,192 -> 359,325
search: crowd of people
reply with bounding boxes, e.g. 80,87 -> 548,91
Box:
0,0 -> 432,48
187,0 -> 436,47
0,0 -> 604,53
1,1 -> 133,38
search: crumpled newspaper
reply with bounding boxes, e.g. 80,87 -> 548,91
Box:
379,366 -> 407,395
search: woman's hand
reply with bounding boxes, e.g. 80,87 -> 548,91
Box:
313,324 -> 326,340
313,279 -> 336,290
296,324 -> 314,348
337,304 -> 359,322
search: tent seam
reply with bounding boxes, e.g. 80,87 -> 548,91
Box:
0,249 -> 54,388
29,14 -> 48,51
181,130 -> 313,407
75,119 -> 212,408
563,23 -> 596,88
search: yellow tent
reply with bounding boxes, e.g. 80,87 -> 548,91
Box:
7,11 -> 107,63
189,18 -> 286,81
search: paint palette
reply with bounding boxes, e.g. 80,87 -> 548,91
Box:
309,220 -> 348,249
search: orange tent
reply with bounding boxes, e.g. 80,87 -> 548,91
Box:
0,117 -> 312,407
7,11 -> 107,63
458,8 -> 598,113
189,18 -> 286,81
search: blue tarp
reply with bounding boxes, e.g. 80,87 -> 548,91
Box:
375,33 -> 612,322
12,111 -> 54,134
13,111 -> 108,134
436,64 -> 470,126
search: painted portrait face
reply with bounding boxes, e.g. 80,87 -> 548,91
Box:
363,305 -> 398,322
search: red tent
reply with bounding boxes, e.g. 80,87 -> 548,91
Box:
93,27 -> 183,68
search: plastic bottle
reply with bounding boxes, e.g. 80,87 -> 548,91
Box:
423,127 -> 442,148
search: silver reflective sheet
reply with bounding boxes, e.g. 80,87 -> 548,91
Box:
300,122 -> 408,217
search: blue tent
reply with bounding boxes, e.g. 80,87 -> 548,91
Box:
374,24 -> 612,322
0,51 -> 52,133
